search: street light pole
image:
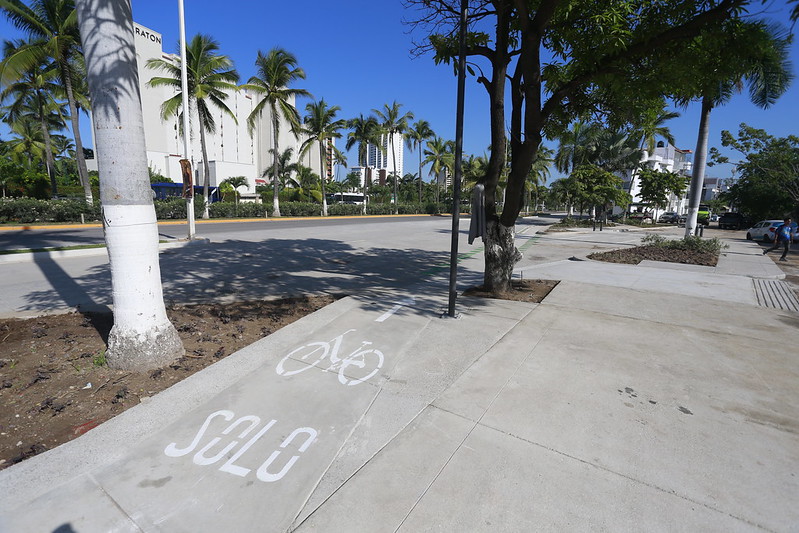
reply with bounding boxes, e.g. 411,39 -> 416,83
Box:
178,0 -> 195,239
447,0 -> 468,318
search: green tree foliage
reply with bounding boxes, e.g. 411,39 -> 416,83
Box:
713,124 -> 798,220
373,101 -> 414,214
405,0 -> 774,291
405,119 -> 435,202
569,165 -> 631,217
241,47 -> 310,217
637,168 -> 688,211
147,33 -> 239,216
0,0 -> 94,203
299,99 -> 347,216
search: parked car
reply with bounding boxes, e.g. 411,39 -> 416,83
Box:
718,212 -> 747,230
745,220 -> 798,242
658,211 -> 680,224
677,214 -> 688,227
629,212 -> 653,223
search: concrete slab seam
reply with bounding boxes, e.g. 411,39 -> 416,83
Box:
392,308 -> 549,531
290,384 -> 386,530
472,420 -> 772,531
90,472 -> 145,533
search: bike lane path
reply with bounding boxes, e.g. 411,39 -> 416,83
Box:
0,285 -> 537,532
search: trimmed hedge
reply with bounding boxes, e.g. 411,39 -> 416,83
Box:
0,198 -> 101,223
0,197 -> 467,224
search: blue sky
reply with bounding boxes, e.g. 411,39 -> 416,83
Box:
1,0 -> 797,183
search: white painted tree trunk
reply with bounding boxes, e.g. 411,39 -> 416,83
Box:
76,0 -> 184,370
685,97 -> 712,237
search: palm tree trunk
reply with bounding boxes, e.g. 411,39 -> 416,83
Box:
418,146 -> 423,203
391,137 -> 398,215
272,114 -> 281,217
198,120 -> 211,219
76,0 -> 183,370
362,142 -> 368,215
61,67 -> 92,204
37,105 -> 58,197
320,143 -> 328,216
684,96 -> 712,237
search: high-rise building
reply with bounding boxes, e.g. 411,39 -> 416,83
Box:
367,132 -> 403,181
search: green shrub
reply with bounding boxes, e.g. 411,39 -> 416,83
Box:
641,233 -> 727,254
154,198 -> 187,219
282,202 -> 322,217
327,203 -> 363,216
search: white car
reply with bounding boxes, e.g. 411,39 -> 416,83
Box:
745,220 -> 798,243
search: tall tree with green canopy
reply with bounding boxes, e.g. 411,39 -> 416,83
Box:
241,47 -> 310,218
406,0 -> 760,292
405,119 -> 435,203
554,121 -> 601,174
346,114 -> 383,213
75,0 -> 184,369
672,19 -> 793,236
299,99 -> 347,217
1,39 -> 64,195
712,124 -> 798,220
423,135 -> 454,203
373,101 -> 414,214
146,33 -> 239,218
0,0 -> 93,203
637,168 -> 688,218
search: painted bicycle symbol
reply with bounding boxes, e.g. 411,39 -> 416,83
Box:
275,329 -> 384,386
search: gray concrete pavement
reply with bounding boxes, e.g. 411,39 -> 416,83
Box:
1,224 -> 798,532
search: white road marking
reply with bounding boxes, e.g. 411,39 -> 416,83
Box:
375,297 -> 416,322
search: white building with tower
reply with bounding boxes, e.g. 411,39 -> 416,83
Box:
88,22 -> 328,198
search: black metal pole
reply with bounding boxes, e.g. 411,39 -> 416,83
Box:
447,0 -> 468,318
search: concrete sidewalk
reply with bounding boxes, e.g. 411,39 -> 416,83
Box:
1,238 -> 797,532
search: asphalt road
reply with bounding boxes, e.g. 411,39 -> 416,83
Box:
0,215 -> 438,251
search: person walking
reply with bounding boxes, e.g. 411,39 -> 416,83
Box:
763,217 -> 794,261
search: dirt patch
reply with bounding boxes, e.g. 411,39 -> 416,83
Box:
587,245 -> 718,266
0,295 -> 338,470
462,279 -> 559,302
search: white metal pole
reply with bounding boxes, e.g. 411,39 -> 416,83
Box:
178,0 -> 195,239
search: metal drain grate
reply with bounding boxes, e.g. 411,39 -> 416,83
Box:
753,279 -> 799,312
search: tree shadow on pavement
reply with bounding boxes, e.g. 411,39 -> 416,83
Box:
20,238 -> 465,314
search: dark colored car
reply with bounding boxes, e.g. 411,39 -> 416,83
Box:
718,212 -> 747,230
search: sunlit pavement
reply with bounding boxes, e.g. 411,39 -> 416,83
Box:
1,222 -> 797,531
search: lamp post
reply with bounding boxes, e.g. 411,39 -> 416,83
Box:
447,0 -> 467,318
178,0 -> 195,239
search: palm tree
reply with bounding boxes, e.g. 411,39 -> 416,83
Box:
299,99 -> 346,216
373,101 -> 414,214
405,119 -> 434,203
635,105 -> 679,156
346,114 -> 382,213
0,0 -> 93,203
75,0 -> 184,369
4,114 -> 46,167
423,136 -> 454,203
554,121 -> 602,174
526,145 -> 553,213
676,20 -> 793,236
1,39 -> 64,196
221,176 -> 248,205
241,48 -> 310,218
265,146 -> 299,189
147,34 -> 239,218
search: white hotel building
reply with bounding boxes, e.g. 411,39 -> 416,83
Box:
88,23 -> 328,197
